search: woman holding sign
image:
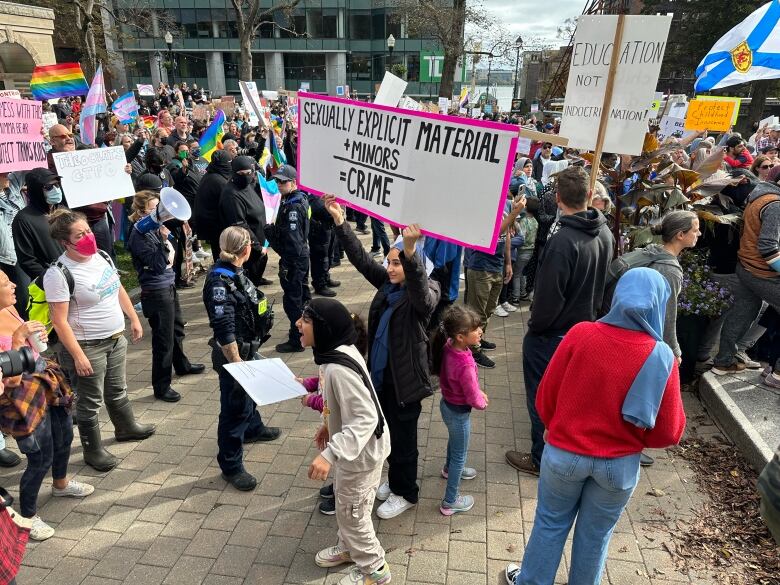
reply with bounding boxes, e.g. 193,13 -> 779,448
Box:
324,195 -> 440,520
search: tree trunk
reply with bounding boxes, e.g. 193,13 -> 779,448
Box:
239,30 -> 253,81
743,79 -> 772,136
438,0 -> 466,98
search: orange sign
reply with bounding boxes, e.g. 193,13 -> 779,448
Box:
684,99 -> 736,132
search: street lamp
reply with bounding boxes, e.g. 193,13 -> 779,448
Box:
387,34 -> 395,72
164,30 -> 176,86
154,51 -> 163,84
485,53 -> 493,109
512,35 -> 523,102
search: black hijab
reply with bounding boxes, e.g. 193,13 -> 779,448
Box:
305,298 -> 384,438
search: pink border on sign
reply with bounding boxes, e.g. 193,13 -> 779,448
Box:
295,92 -> 519,254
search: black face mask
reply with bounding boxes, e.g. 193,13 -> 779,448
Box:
233,174 -> 255,189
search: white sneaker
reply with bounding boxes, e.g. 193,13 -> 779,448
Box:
493,305 -> 509,318
52,480 -> 95,498
194,249 -> 210,260
376,481 -> 391,501
29,516 -> 55,541
376,493 -> 415,519
501,301 -> 518,313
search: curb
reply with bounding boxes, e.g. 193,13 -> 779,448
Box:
698,371 -> 774,473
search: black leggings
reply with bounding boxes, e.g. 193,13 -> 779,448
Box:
378,381 -> 422,504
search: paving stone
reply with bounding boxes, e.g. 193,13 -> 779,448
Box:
160,511 -> 207,539
91,547 -> 145,579
185,528 -> 231,558
202,504 -> 246,531
406,550 -> 448,584
162,555 -> 214,585
38,555 -> 96,585
22,537 -> 78,569
448,539 -> 487,573
122,563 -> 171,585
254,535 -> 300,567
116,520 -> 165,550
269,509 -> 311,538
94,505 -> 141,533
209,545 -> 257,578
242,563 -> 289,585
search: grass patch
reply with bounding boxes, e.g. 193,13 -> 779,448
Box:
114,243 -> 139,292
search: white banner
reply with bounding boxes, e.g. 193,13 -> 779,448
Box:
239,81 -> 262,126
297,94 -> 518,252
52,146 -> 135,207
559,14 -> 672,155
0,90 -> 20,99
137,84 -> 155,96
657,116 -> 696,142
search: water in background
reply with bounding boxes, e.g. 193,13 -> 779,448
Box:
472,85 -> 515,113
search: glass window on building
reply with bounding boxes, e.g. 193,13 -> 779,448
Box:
276,8 -> 307,38
196,9 -> 212,38
386,12 -> 401,38
118,10 -> 152,38
322,8 -> 339,38
405,53 -> 420,82
284,53 -> 326,80
307,8 -> 323,38
124,52 -> 152,84
180,9 -> 198,39
372,10 -> 385,40
349,10 -> 371,39
347,52 -> 372,81
372,54 -> 385,81
177,53 -> 208,79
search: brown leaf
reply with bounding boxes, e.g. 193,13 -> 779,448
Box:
647,487 -> 667,497
506,543 -> 516,553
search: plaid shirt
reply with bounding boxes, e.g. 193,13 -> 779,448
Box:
0,491 -> 29,582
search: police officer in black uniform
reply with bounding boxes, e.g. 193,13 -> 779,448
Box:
264,165 -> 312,353
308,192 -> 340,297
203,225 -> 280,491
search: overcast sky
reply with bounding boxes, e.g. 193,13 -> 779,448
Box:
482,0 -> 585,47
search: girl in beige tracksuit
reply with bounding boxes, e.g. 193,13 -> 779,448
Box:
299,298 -> 392,585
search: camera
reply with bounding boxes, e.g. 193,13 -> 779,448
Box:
0,347 -> 36,378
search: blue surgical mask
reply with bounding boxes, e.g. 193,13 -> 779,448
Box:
191,148 -> 201,157
44,186 -> 63,204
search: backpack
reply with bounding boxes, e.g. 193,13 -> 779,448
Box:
27,249 -> 115,334
600,247 -> 680,315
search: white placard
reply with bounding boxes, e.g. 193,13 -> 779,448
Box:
398,96 -> 421,111
298,94 -> 518,252
262,90 -> 278,101
239,81 -> 262,126
42,112 -> 58,134
471,108 -> 481,118
438,97 -> 449,114
223,358 -> 307,407
374,71 -> 407,107
299,82 -> 310,92
761,115 -> 779,128
137,84 -> 155,96
657,116 -> 696,142
559,14 -> 672,155
516,137 -> 533,155
0,90 -> 20,99
52,146 -> 135,207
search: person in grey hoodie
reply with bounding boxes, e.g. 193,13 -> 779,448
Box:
299,298 -> 392,585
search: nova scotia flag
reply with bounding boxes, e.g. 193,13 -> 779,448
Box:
695,0 -> 780,92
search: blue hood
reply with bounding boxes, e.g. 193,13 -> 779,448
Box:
600,267 -> 670,340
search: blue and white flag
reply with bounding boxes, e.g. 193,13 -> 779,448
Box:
695,0 -> 780,92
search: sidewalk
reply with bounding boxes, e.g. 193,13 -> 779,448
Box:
4,236 -> 725,584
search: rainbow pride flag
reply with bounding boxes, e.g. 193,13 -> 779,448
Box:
201,109 -> 226,162
268,129 -> 287,169
30,63 -> 88,101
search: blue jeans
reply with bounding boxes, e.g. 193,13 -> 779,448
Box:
522,332 -> 563,468
439,400 -> 471,504
371,218 -> 391,254
516,445 -> 641,585
15,406 -> 73,517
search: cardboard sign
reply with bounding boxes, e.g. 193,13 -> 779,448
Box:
297,93 -> 518,252
52,146 -> 135,207
0,98 -> 46,173
42,111 -> 58,134
685,99 -> 736,132
0,90 -> 20,99
657,116 -> 696,142
398,96 -> 422,111
192,104 -> 210,121
696,95 -> 740,125
518,128 -> 570,147
137,84 -> 155,96
559,14 -> 672,156
530,103 -> 539,113
374,71 -> 407,107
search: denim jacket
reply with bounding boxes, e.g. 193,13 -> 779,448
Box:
0,173 -> 26,265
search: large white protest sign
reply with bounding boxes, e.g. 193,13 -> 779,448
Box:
52,146 -> 135,207
374,71 -> 407,107
297,93 -> 518,252
239,81 -> 262,126
0,98 -> 46,173
559,14 -> 672,155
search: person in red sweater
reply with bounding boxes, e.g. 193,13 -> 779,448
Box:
724,135 -> 754,169
505,268 -> 686,585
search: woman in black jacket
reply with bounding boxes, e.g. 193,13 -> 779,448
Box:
323,195 -> 440,520
194,150 -> 232,260
127,191 -> 204,403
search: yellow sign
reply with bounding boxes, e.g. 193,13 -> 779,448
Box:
695,95 -> 742,125
731,40 -> 753,74
685,99 -> 737,132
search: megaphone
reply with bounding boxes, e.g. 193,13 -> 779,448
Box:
135,187 -> 192,234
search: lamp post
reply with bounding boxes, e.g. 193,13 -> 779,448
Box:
512,35 -> 523,102
485,53 -> 493,108
386,34 -> 395,72
154,51 -> 163,84
164,30 -> 176,87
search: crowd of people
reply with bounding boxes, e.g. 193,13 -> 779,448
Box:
0,81 -> 778,585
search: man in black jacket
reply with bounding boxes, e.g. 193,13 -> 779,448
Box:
195,150 -> 232,260
12,168 -> 65,281
505,166 -> 614,476
219,156 -> 269,288
308,193 -> 340,297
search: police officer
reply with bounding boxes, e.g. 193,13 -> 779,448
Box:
264,165 -> 312,353
308,192 -> 340,297
203,226 -> 280,491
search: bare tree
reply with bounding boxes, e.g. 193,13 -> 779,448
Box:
557,17 -> 578,41
230,0 -> 302,81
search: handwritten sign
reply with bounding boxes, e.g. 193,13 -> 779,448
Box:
137,84 -> 155,96
559,14 -> 672,155
657,116 -> 696,142
52,146 -> 135,208
0,98 -> 46,173
684,99 -> 736,132
297,93 -> 518,252
695,95 -> 741,125
0,90 -> 21,99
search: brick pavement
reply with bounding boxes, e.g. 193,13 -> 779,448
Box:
3,235 -> 722,584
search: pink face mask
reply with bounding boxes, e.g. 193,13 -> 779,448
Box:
73,232 -> 98,256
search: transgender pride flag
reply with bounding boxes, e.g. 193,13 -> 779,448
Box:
111,91 -> 138,124
79,64 -> 107,146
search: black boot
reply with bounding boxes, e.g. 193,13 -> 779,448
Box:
78,418 -> 118,472
0,448 -> 21,468
107,398 -> 156,442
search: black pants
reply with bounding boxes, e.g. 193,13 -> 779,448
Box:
310,231 -> 332,290
142,285 -> 191,394
0,262 -> 30,319
522,332 -> 563,468
354,211 -> 368,231
330,235 -> 342,265
244,249 -> 268,287
279,256 -> 311,345
209,237 -> 221,263
378,382 -> 421,504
